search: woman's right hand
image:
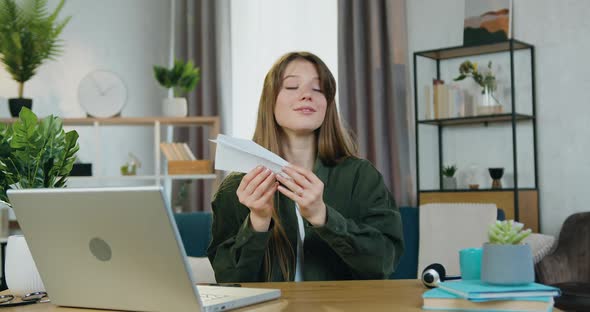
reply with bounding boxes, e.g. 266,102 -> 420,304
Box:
236,166 -> 278,232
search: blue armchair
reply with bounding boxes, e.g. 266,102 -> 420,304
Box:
174,212 -> 212,257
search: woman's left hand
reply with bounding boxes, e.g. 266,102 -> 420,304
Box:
276,164 -> 326,226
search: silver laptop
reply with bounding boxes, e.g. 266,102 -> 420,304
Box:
7,186 -> 280,312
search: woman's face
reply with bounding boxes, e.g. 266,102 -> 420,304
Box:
274,59 -> 327,136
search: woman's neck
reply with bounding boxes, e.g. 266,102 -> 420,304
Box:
281,132 -> 317,171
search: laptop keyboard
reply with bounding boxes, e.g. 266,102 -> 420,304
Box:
200,292 -> 230,302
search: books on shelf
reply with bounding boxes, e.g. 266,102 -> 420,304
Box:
423,288 -> 554,312
424,80 -> 475,120
437,280 -> 560,300
159,143 -> 212,174
160,143 -> 196,161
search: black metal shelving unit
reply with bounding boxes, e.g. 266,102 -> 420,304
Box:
414,39 -> 539,230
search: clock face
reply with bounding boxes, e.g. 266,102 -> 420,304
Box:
78,70 -> 127,118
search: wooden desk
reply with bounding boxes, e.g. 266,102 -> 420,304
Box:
237,279 -> 424,311
0,279 -> 561,312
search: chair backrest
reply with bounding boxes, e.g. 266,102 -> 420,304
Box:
390,207 -> 419,279
536,211 -> 590,284
417,203 -> 497,277
173,212 -> 212,257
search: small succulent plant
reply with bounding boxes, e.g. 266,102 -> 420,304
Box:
442,165 -> 458,177
488,220 -> 532,245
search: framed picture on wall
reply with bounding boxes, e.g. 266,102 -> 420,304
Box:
463,0 -> 513,46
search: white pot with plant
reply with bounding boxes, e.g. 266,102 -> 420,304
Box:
153,59 -> 201,117
481,220 -> 533,285
442,165 -> 457,190
0,108 -> 79,297
0,0 -> 71,117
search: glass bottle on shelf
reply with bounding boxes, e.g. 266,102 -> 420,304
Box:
479,84 -> 503,115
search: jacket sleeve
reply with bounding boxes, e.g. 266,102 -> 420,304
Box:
311,160 -> 405,279
206,174 -> 272,282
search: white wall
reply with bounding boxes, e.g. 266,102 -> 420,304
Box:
0,0 -> 337,177
407,0 -> 590,235
0,0 -> 170,177
229,0 -> 338,139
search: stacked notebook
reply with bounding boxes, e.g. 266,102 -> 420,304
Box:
422,280 -> 560,312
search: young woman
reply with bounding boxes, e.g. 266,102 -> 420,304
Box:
207,51 -> 404,282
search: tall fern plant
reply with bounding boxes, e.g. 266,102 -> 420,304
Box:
0,0 -> 71,98
0,108 -> 79,203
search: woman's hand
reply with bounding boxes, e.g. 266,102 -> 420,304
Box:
276,165 -> 326,226
237,166 -> 278,232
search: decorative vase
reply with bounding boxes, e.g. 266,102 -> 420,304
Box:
5,235 -> 46,297
162,97 -> 188,117
442,176 -> 457,190
8,98 -> 33,117
477,85 -> 502,115
481,243 -> 534,285
488,167 -> 504,189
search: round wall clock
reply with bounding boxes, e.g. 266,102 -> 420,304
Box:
78,70 -> 128,118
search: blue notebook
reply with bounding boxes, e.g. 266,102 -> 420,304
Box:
437,280 -> 560,300
423,288 -> 554,312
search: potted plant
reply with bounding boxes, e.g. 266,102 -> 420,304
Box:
481,220 -> 533,285
0,0 -> 71,117
0,108 -> 79,204
441,165 -> 457,190
153,59 -> 201,117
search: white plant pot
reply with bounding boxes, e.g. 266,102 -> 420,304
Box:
442,177 -> 457,190
162,97 -> 188,117
481,243 -> 534,285
5,235 -> 45,297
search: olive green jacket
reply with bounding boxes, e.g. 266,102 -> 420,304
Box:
207,157 -> 404,282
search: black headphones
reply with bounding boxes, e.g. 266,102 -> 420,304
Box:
421,263 -> 461,288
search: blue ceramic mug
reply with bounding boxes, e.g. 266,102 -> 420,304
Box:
459,247 -> 483,280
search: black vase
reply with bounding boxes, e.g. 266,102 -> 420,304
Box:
8,98 -> 33,117
488,167 -> 504,189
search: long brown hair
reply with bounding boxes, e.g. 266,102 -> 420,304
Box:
252,52 -> 358,281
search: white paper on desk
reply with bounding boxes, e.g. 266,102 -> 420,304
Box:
211,134 -> 289,174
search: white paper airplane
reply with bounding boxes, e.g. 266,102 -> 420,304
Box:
211,134 -> 289,174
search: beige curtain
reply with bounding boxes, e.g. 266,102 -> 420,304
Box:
174,0 -> 226,211
337,0 -> 415,207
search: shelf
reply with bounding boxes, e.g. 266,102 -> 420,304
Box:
418,113 -> 534,126
415,39 -> 533,60
420,188 -> 537,193
67,174 -> 218,181
1,115 -> 221,211
414,38 -> 539,231
0,116 -> 220,127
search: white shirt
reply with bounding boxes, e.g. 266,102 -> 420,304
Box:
294,203 -> 305,282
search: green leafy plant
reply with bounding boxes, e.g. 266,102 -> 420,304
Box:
153,59 -> 201,97
442,165 -> 457,178
0,0 -> 71,98
0,108 -> 79,203
488,220 -> 532,245
453,60 -> 496,93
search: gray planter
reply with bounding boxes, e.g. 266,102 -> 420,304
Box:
481,243 -> 534,285
442,176 -> 457,190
